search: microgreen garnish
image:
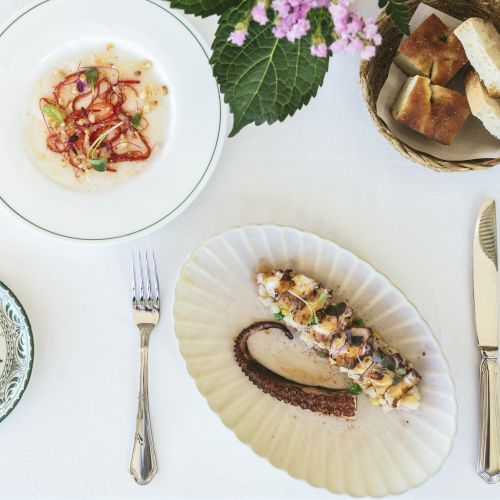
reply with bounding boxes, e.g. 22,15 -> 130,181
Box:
42,103 -> 64,124
87,121 -> 123,172
307,311 -> 318,325
352,318 -> 364,327
89,157 -> 107,172
317,291 -> 329,305
287,290 -> 318,326
325,302 -> 346,317
76,79 -> 90,93
274,312 -> 284,321
85,67 -> 99,89
349,383 -> 362,396
381,355 -> 396,372
131,112 -> 143,129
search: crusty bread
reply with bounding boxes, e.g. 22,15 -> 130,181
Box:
394,14 -> 468,86
392,76 -> 471,145
465,69 -> 500,139
454,18 -> 500,97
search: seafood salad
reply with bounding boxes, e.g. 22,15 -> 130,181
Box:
38,47 -> 167,179
256,269 -> 422,412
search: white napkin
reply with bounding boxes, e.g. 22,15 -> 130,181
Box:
376,3 -> 500,161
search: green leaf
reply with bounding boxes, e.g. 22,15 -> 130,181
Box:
381,355 -> 396,371
167,0 -> 238,18
351,318 -> 364,327
85,67 -> 99,89
274,312 -> 284,321
211,4 -> 331,136
131,112 -> 142,129
325,302 -> 347,317
307,311 -> 318,326
89,157 -> 107,172
381,0 -> 410,35
349,383 -> 363,396
42,103 -> 64,123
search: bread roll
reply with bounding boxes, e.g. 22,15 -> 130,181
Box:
465,69 -> 500,139
392,76 -> 471,145
394,14 -> 468,86
454,18 -> 500,97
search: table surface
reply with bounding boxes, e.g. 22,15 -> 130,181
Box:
1,0 -> 500,498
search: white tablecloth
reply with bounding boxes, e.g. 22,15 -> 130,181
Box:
1,0 -> 499,498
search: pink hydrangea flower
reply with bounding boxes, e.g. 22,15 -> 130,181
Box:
346,14 -> 363,35
251,1 -> 269,25
311,0 -> 329,7
227,0 -> 381,61
360,44 -> 376,60
271,0 -> 290,18
286,17 -> 310,41
228,28 -> 248,46
346,38 -> 364,53
311,42 -> 328,57
363,21 -> 378,39
329,37 -> 349,53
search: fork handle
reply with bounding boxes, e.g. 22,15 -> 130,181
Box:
478,350 -> 500,484
130,325 -> 158,485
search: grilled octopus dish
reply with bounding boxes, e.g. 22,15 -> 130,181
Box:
234,270 -> 422,418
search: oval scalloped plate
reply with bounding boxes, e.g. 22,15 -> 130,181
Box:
0,282 -> 34,423
174,225 -> 457,497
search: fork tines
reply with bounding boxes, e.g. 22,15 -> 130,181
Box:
132,250 -> 160,311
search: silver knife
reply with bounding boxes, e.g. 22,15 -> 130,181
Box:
473,198 -> 500,483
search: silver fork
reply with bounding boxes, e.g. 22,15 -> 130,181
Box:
130,250 -> 159,485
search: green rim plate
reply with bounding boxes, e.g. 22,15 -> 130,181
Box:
0,282 -> 34,423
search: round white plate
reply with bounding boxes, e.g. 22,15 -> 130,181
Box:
0,0 -> 226,242
174,225 -> 457,497
0,282 -> 33,423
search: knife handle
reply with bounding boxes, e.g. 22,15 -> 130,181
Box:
478,350 -> 500,484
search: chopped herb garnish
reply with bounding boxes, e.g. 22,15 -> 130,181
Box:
307,311 -> 318,325
317,291 -> 329,305
85,67 -> 99,89
325,302 -> 346,317
89,157 -> 107,172
349,383 -> 362,396
381,355 -> 396,371
395,367 -> 406,377
131,112 -> 143,129
316,350 -> 326,358
351,318 -> 364,327
42,103 -> 64,124
274,312 -> 284,321
89,158 -> 106,172
87,121 -> 123,172
76,79 -> 89,93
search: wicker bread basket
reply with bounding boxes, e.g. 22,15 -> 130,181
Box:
359,0 -> 500,172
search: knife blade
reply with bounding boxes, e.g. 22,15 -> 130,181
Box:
473,198 -> 500,484
474,198 -> 499,350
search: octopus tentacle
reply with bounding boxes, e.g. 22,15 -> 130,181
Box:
234,322 -> 357,418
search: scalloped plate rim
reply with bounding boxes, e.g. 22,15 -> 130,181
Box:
173,224 -> 458,497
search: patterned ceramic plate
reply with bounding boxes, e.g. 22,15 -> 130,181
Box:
0,282 -> 33,423
174,225 -> 457,497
